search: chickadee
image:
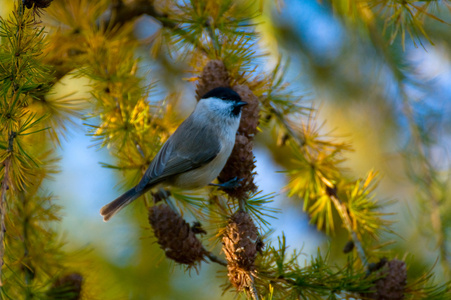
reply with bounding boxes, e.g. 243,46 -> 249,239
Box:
100,87 -> 247,221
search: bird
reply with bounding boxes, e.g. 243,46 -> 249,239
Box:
100,87 -> 247,221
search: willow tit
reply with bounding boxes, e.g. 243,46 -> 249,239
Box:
100,87 -> 247,221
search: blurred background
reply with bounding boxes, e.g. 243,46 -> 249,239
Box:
1,0 -> 451,299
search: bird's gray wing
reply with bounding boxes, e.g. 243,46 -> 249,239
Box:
135,140 -> 172,191
136,115 -> 221,191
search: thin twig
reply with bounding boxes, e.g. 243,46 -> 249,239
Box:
205,251 -> 227,267
270,104 -> 306,147
0,160 -> 8,287
19,191 -> 33,299
0,131 -> 16,286
205,17 -> 220,53
101,0 -> 208,55
329,193 -> 368,267
105,0 -> 175,28
238,197 -> 246,211
248,274 -> 260,300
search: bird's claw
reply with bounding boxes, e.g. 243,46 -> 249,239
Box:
209,177 -> 244,190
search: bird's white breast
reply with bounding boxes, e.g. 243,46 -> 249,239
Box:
171,117 -> 239,189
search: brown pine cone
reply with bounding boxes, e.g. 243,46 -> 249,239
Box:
47,273 -> 83,300
196,60 -> 231,101
222,211 -> 260,291
363,259 -> 407,299
233,84 -> 260,138
148,203 -> 206,266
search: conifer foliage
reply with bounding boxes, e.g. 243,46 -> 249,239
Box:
1,0 -> 450,299
0,1 -> 83,298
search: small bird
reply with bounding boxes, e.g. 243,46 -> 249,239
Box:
100,87 -> 247,221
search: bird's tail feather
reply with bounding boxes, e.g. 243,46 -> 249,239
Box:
100,187 -> 142,222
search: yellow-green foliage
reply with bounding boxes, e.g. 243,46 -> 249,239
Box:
0,3 -> 81,298
1,0 -> 450,299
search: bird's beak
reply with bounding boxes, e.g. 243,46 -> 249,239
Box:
235,101 -> 247,108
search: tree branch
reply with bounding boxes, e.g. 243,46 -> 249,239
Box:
102,0 -> 208,54
0,131 -> 16,286
104,0 -> 176,28
205,251 -> 227,267
248,274 -> 260,300
270,103 -> 306,147
328,192 -> 368,267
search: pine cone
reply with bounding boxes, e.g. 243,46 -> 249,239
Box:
222,211 -> 260,291
363,259 -> 407,300
233,84 -> 260,138
47,273 -> 83,300
148,203 -> 206,266
196,60 -> 230,101
218,84 -> 259,199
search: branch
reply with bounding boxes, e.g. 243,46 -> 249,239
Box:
271,104 -> 305,147
0,162 -> 8,287
102,0 -> 208,55
19,191 -> 34,297
205,251 -> 227,267
104,0 -> 176,28
328,190 -> 368,267
0,131 -> 16,286
248,274 -> 259,300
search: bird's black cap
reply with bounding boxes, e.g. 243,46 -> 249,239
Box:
201,87 -> 242,102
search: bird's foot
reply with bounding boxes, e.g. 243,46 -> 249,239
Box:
152,188 -> 171,203
209,177 -> 243,190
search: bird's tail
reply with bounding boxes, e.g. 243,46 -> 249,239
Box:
100,187 -> 142,222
